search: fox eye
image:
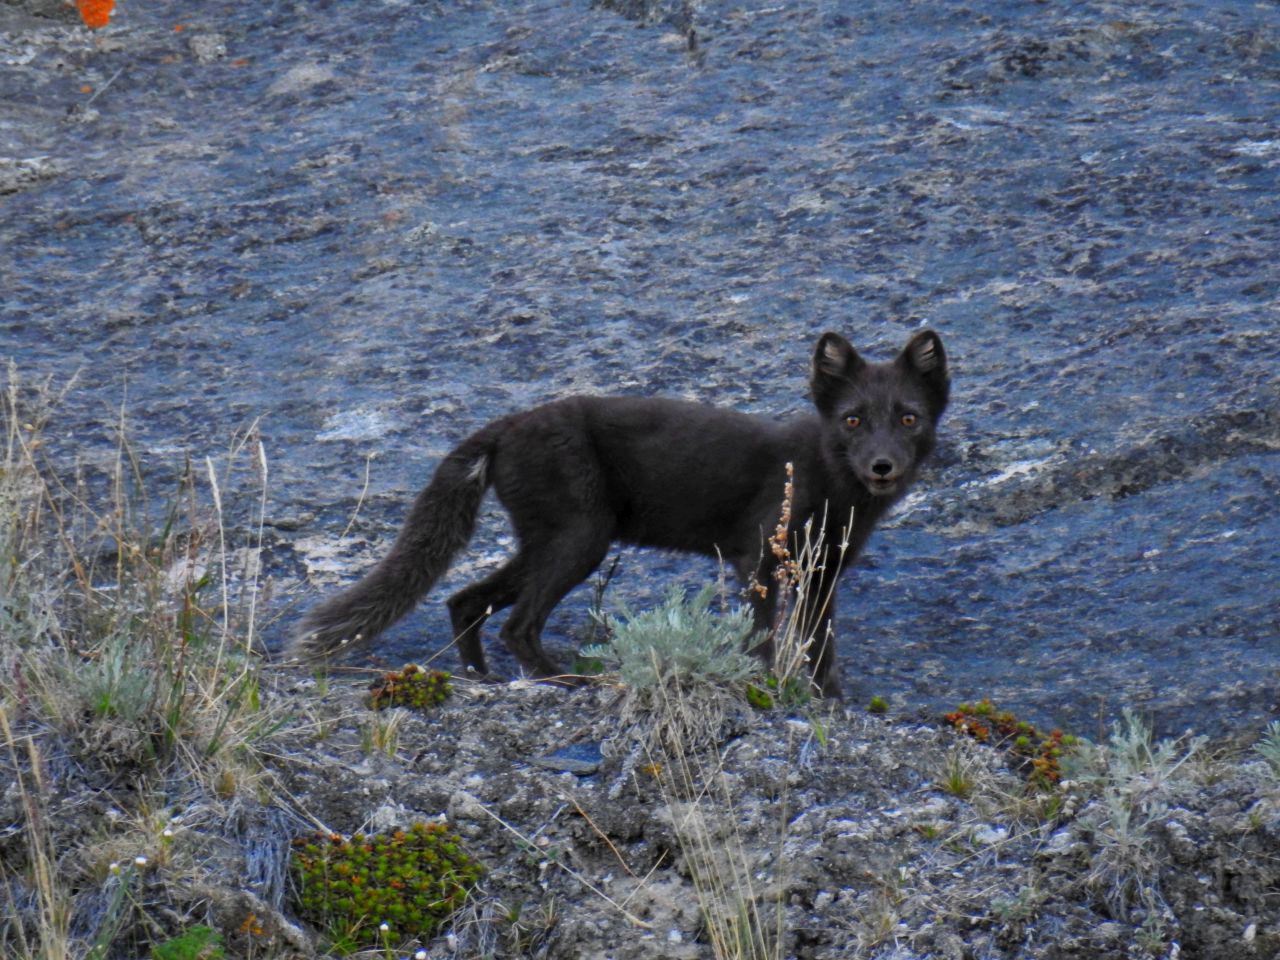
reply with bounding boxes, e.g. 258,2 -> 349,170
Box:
901,413 -> 918,428
844,415 -> 861,429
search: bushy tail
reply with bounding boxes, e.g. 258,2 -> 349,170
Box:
287,429 -> 497,662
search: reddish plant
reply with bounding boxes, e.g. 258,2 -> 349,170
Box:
945,699 -> 1078,790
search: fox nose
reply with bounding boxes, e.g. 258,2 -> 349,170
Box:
871,459 -> 895,478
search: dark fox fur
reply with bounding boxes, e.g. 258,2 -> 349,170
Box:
290,330 -> 949,697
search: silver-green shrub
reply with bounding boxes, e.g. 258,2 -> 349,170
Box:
584,584 -> 759,690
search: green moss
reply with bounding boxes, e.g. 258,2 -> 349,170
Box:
572,652 -> 607,676
150,926 -> 224,960
367,664 -> 451,711
771,674 -> 814,708
867,695 -> 889,715
291,822 -> 482,951
745,683 -> 774,709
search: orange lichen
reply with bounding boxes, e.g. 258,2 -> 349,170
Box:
237,912 -> 265,938
77,0 -> 115,29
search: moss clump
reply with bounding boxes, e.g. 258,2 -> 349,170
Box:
151,926 -> 224,960
291,822 -> 482,952
367,663 -> 451,711
745,682 -> 774,709
867,695 -> 889,715
945,699 -> 1079,790
744,672 -> 820,711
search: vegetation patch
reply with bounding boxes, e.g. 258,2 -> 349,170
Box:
367,663 -> 452,711
743,674 -> 815,711
945,699 -> 1080,789
1254,719 -> 1280,777
1,373 -> 295,960
150,925 -> 225,960
583,583 -> 759,755
290,823 -> 483,953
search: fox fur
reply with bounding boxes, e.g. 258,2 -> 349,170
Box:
290,330 -> 949,697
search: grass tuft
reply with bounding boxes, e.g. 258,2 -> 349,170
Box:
1067,709 -> 1206,914
585,584 -> 759,755
1253,719 -> 1280,777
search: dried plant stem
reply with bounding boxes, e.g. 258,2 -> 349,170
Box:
0,709 -> 70,960
474,804 -> 655,931
765,463 -> 853,693
339,450 -> 377,541
649,675 -> 787,960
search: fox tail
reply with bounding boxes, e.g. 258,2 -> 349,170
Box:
287,428 -> 497,661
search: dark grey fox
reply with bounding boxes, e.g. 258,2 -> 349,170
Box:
290,330 -> 949,697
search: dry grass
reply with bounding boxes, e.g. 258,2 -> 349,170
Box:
761,465 -> 854,699
647,678 -> 789,960
1,707 -> 71,960
0,368 -> 287,959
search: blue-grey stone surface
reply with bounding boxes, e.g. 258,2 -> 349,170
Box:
2,0 -> 1277,736
530,740 -> 604,776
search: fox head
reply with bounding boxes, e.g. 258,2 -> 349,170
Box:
811,330 -> 950,498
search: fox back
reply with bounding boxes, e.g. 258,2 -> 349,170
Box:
292,330 -> 949,697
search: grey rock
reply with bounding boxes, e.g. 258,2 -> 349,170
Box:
530,741 -> 604,776
188,32 -> 227,64
0,155 -> 61,194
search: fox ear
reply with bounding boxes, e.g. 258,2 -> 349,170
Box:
811,332 -> 865,415
898,330 -> 950,416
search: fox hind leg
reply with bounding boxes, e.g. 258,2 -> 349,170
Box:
446,556 -> 527,676
499,522 -> 612,682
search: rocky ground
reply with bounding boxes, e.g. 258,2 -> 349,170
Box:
17,669 -> 1279,960
265,675 -> 1280,960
